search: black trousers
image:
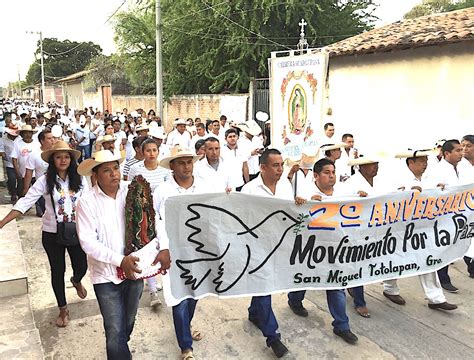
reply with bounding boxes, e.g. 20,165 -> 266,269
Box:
464,256 -> 474,276
42,231 -> 88,307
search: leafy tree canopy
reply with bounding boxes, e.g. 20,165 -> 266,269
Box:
114,0 -> 377,96
404,0 -> 474,19
25,38 -> 102,85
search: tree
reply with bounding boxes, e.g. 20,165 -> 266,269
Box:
114,0 -> 377,96
404,0 -> 474,19
25,38 -> 102,85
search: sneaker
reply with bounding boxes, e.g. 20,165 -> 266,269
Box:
270,340 -> 288,358
428,302 -> 458,311
441,283 -> 458,293
289,303 -> 309,317
333,328 -> 358,344
150,292 -> 162,307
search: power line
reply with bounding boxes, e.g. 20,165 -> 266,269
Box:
104,0 -> 128,24
164,0 -> 228,24
201,1 -> 292,50
43,42 -> 83,56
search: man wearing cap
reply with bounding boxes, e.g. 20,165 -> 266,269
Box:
167,119 -> 192,148
380,150 -> 457,310
240,148 -> 291,357
237,120 -> 263,181
12,125 -> 40,199
0,126 -> 20,203
153,146 -> 204,360
76,150 -> 171,359
288,158 -> 359,344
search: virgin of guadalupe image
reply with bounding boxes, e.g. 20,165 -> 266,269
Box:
288,85 -> 307,135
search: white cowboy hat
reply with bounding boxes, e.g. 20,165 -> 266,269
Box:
96,134 -> 116,145
148,127 -> 167,140
174,119 -> 187,126
348,156 -> 380,166
77,150 -> 125,176
159,145 -> 201,170
394,149 -> 435,159
135,124 -> 150,132
237,120 -> 261,136
41,140 -> 81,162
320,143 -> 348,152
19,124 -> 38,134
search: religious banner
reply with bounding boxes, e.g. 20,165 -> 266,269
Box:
165,184 -> 474,303
269,50 -> 329,160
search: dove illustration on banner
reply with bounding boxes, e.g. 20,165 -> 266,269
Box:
175,204 -> 301,293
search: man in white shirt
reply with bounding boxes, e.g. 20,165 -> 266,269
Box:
194,137 -> 232,192
382,150 -> 457,311
322,122 -> 335,144
240,149 -> 291,358
76,150 -> 171,359
289,158 -> 359,344
12,125 -> 40,198
113,119 -> 127,151
0,126 -> 20,202
153,146 -> 203,360
237,120 -> 263,180
190,123 -> 208,150
220,128 -> 249,190
339,133 -> 358,181
167,119 -> 192,148
432,140 -> 464,292
75,116 -> 91,162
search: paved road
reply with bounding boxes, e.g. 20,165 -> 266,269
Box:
2,186 -> 473,359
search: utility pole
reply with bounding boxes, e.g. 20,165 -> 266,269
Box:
155,0 -> 163,120
17,65 -> 22,98
26,31 -> 46,104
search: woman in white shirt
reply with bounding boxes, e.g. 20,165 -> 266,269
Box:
0,141 -> 89,328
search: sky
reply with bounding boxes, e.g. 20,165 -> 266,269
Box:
0,0 -> 422,88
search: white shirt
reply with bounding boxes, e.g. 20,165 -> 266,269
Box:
190,133 -> 208,150
0,135 -> 16,168
237,136 -> 259,174
114,130 -> 127,150
241,174 -> 294,200
395,167 -> 437,191
127,161 -> 170,191
75,126 -> 90,146
167,129 -> 192,148
194,156 -> 232,191
290,169 -> 314,198
11,139 -> 40,177
25,149 -> 48,178
13,174 -> 88,233
458,158 -> 474,184
221,145 -> 247,188
153,176 -> 207,306
76,182 -> 168,285
342,171 -> 383,196
432,158 -> 464,187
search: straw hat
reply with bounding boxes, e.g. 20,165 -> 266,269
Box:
237,120 -> 262,136
41,140 -> 81,162
77,150 -> 125,176
174,119 -> 187,126
348,156 -> 380,166
320,143 -> 348,152
96,134 -> 116,145
159,146 -> 201,170
135,124 -> 150,132
394,149 -> 435,159
285,152 -> 319,169
19,124 -> 38,134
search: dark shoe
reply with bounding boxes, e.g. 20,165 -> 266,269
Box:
248,316 -> 260,329
333,328 -> 358,344
428,302 -> 458,311
441,283 -> 458,293
469,274 -> 474,279
289,303 -> 308,317
270,340 -> 288,358
383,291 -> 406,305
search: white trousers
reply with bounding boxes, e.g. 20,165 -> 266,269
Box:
383,272 -> 446,304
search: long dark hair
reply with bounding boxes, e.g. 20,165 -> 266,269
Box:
46,153 -> 83,194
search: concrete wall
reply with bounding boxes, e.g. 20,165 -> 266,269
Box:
112,94 -> 250,131
62,81 -> 84,110
325,41 -> 474,154
83,89 -> 103,113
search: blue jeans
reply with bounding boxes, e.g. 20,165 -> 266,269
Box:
288,290 -> 349,331
248,295 -> 281,347
172,298 -> 198,351
94,279 -> 144,360
78,144 -> 91,162
349,286 -> 366,308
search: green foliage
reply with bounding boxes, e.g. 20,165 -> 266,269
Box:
114,0 -> 376,96
404,0 -> 474,19
25,38 -> 102,85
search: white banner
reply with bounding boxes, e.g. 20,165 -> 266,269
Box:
165,184 -> 474,302
269,51 -> 328,159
